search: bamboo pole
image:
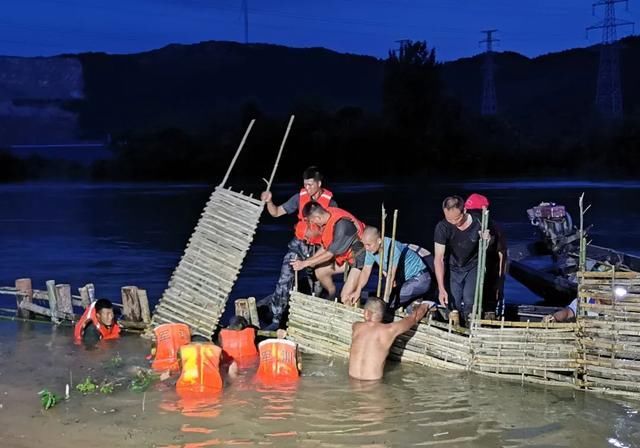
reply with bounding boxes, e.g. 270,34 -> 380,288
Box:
471,207 -> 489,323
376,204 -> 386,298
383,210 -> 398,303
220,119 -> 256,188
265,115 -> 295,193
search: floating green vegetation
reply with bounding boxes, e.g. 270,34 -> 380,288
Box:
129,369 -> 159,393
105,353 -> 123,369
38,389 -> 60,410
99,382 -> 115,395
76,377 -> 98,394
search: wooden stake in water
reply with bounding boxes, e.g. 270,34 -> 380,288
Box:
376,204 -> 387,298
383,210 -> 398,303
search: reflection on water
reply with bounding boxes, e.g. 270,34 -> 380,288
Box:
1,322 -> 639,447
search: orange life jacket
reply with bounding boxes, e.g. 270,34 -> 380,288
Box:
219,327 -> 259,367
255,339 -> 300,383
320,207 -> 365,266
295,188 -> 333,244
176,343 -> 223,394
73,301 -> 121,343
151,323 -> 191,373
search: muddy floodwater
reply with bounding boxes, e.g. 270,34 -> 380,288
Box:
2,181 -> 640,446
1,321 -> 639,447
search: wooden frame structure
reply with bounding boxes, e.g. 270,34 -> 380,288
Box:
149,116 -> 294,337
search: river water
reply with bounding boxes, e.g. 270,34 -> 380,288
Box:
1,181 -> 640,447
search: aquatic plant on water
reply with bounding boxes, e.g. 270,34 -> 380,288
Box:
76,377 -> 98,394
99,382 -> 115,395
129,369 -> 159,392
38,389 -> 60,410
105,353 -> 123,369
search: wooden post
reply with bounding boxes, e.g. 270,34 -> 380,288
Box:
78,283 -> 95,308
15,278 -> 33,319
79,286 -> 90,308
234,299 -> 251,322
55,284 -> 74,317
121,286 -> 141,321
46,280 -> 60,324
247,297 -> 260,328
265,115 -> 295,192
138,289 -> 151,324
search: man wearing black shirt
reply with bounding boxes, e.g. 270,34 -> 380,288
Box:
434,196 -> 490,327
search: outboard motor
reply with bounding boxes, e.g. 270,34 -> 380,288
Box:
526,203 -> 575,255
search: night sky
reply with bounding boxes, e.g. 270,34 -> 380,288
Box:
1,0 -> 638,61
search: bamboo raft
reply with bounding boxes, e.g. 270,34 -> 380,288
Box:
149,117 -> 293,337
287,270 -> 640,398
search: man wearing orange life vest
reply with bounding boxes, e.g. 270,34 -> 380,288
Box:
218,316 -> 259,368
255,335 -> 301,384
260,166 -> 338,330
74,299 -> 121,345
290,202 -> 366,304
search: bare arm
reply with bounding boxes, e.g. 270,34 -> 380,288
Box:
260,191 -> 287,217
354,264 -> 373,296
543,307 -> 575,323
291,248 -> 334,271
389,303 -> 429,338
434,243 -> 448,305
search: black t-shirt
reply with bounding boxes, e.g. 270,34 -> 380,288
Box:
327,219 -> 358,255
434,215 -> 482,271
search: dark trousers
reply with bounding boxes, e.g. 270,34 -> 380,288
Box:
449,265 -> 478,327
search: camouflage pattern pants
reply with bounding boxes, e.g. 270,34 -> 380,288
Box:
268,237 -> 314,325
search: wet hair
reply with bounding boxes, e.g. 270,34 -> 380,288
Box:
191,335 -> 211,343
302,201 -> 327,218
95,299 -> 113,312
228,315 -> 249,330
442,195 -> 465,211
364,297 -> 385,319
362,226 -> 380,240
303,166 -> 323,182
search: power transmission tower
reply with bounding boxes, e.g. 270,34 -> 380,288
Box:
241,0 -> 249,44
586,0 -> 634,120
480,30 -> 498,116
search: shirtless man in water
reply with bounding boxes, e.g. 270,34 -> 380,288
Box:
349,298 -> 429,380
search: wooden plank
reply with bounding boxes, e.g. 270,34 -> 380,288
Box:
247,297 -> 260,328
138,289 -> 151,324
15,278 -> 33,319
121,286 -> 141,321
45,280 -> 60,324
55,284 -> 74,316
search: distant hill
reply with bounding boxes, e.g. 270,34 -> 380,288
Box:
73,41 -> 385,136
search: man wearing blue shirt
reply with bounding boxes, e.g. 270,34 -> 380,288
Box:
347,226 -> 436,311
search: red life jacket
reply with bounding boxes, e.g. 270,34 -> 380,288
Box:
151,323 -> 191,373
295,188 -> 333,244
320,207 -> 365,266
73,301 -> 121,343
255,339 -> 300,384
219,327 -> 259,367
